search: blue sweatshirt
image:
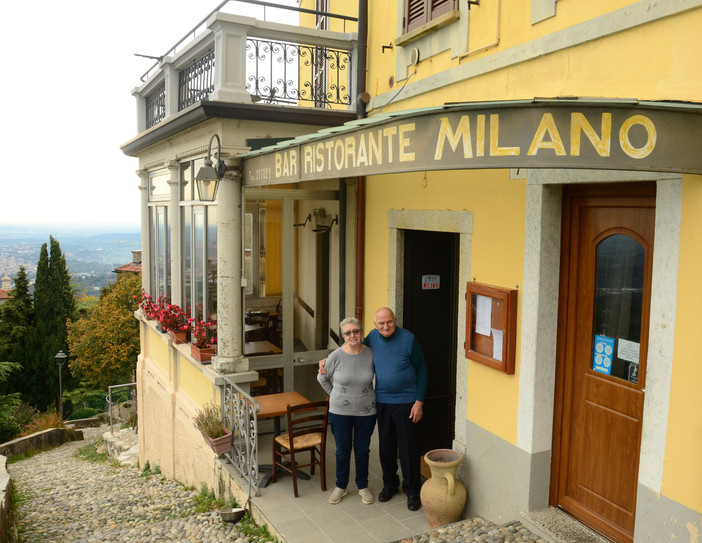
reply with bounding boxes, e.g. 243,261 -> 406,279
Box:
363,327 -> 428,404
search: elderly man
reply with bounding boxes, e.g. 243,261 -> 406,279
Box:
322,307 -> 428,510
365,307 -> 428,511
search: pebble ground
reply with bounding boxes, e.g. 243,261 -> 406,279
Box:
7,426 -> 268,543
8,425 -> 548,543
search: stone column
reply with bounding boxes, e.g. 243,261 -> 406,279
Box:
166,160 -> 182,306
207,18 -> 252,103
162,60 -> 180,118
137,169 -> 150,293
212,161 -> 248,374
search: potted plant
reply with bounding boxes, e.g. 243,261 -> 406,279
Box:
155,298 -> 186,334
193,402 -> 231,455
135,289 -> 158,321
190,319 -> 217,363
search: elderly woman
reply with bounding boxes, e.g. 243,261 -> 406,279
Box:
317,317 -> 376,505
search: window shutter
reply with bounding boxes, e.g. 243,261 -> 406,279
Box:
405,0 -> 427,33
430,0 -> 457,19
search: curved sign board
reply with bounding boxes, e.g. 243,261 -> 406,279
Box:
243,101 -> 702,185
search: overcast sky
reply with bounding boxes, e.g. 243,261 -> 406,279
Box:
0,0 -> 296,229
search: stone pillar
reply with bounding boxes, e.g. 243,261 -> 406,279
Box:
137,169 -> 150,293
162,60 -> 180,118
212,161 -> 248,374
133,89 -> 147,134
207,19 -> 252,103
166,160 -> 181,306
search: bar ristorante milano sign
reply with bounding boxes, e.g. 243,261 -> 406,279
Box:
243,101 -> 702,185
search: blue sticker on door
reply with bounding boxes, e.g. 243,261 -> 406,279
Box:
592,334 -> 615,375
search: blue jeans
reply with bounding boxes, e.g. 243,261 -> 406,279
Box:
329,413 -> 377,490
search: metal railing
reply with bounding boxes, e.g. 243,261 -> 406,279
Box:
145,84 -> 166,129
139,0 -> 357,83
107,382 -> 137,434
178,49 -> 215,110
246,38 -> 351,106
221,377 -> 260,496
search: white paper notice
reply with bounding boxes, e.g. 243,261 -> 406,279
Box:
475,295 -> 492,336
617,338 -> 640,363
491,328 -> 503,362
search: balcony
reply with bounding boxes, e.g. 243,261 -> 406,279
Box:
132,1 -> 359,135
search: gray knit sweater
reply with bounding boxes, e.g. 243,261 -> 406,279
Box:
317,346 -> 376,416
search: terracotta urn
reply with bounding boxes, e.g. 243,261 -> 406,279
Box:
420,449 -> 467,528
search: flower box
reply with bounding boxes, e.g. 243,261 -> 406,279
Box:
169,329 -> 190,344
191,344 -> 216,363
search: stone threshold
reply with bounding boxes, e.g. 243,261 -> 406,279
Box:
521,507 -> 612,543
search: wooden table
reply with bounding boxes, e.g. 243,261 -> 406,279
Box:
255,390 -> 309,434
244,340 -> 282,356
254,390 -> 310,487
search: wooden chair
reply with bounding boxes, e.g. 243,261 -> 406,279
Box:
271,400 -> 328,497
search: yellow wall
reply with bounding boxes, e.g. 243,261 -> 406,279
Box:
265,200 -> 283,296
364,168 -> 525,444
366,4 -> 702,109
177,351 -> 214,408
663,175 -> 702,512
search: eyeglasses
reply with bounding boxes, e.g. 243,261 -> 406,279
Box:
342,329 -> 361,337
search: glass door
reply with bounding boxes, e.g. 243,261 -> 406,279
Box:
243,188 -> 340,401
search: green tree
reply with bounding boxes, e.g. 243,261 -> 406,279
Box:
67,273 -> 141,389
0,361 -> 23,442
0,266 -> 33,361
19,237 -> 76,411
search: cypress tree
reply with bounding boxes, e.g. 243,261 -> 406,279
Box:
17,237 -> 76,411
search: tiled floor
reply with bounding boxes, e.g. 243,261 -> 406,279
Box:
247,430 -> 430,543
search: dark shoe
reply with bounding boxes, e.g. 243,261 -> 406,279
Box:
378,487 -> 398,502
407,495 -> 421,511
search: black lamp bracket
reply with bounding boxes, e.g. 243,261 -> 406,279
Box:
467,0 -> 479,8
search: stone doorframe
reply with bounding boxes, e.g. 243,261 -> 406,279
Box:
386,209 -> 473,453
518,169 -> 681,515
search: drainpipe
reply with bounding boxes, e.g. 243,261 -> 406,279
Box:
355,0 -> 368,322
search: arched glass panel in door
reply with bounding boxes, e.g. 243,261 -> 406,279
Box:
591,234 -> 645,384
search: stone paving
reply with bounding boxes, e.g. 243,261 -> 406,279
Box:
7,425 -> 549,543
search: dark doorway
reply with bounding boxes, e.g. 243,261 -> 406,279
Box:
402,229 -> 459,453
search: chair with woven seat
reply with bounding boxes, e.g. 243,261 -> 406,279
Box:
271,400 -> 328,497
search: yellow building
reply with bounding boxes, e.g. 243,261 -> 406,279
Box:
124,1 -> 701,542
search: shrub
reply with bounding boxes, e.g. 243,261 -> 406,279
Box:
68,407 -> 99,420
20,411 -> 65,436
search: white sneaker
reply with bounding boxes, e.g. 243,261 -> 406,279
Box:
328,487 -> 348,504
359,487 -> 374,505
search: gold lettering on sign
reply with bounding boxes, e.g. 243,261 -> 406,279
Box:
571,113 -> 612,156
383,127 -> 397,163
369,131 -> 382,165
620,115 -> 656,159
399,123 -> 416,162
528,113 -> 566,156
490,114 -> 520,156
434,116 -> 472,160
476,115 -> 486,157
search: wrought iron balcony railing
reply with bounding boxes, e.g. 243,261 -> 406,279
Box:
133,1 -> 358,133
246,38 -> 351,106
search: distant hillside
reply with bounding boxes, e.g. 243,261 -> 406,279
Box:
0,224 -> 141,295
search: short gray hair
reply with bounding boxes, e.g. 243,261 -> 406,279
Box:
339,317 -> 362,332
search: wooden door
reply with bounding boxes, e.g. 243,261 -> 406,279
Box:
552,184 -> 655,543
403,229 -> 458,453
